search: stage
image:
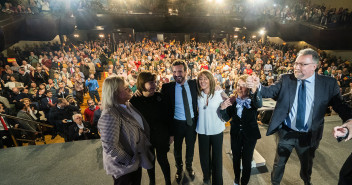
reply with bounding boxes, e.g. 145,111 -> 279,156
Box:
0,115 -> 351,185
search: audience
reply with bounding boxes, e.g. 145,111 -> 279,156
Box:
0,36 -> 350,148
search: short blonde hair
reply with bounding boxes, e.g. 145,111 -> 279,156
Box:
101,75 -> 125,110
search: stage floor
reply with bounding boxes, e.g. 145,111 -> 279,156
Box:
0,115 -> 351,185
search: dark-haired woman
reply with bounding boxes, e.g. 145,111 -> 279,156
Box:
130,72 -> 172,185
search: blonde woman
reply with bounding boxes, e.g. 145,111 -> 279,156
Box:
220,74 -> 262,185
196,70 -> 228,185
98,75 -> 153,185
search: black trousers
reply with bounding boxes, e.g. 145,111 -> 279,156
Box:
339,152 -> 352,185
173,119 -> 197,170
147,145 -> 171,185
231,130 -> 257,185
89,90 -> 100,103
113,167 -> 142,185
271,125 -> 317,185
199,132 -> 223,185
75,90 -> 84,105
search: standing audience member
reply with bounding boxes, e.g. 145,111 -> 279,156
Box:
84,99 -> 100,137
86,74 -> 100,103
98,75 -> 153,185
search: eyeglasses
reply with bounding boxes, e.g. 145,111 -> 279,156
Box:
293,62 -> 316,67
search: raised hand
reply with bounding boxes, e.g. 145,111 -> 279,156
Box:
220,98 -> 232,110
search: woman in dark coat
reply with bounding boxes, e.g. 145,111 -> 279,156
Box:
219,74 -> 262,185
130,72 -> 172,185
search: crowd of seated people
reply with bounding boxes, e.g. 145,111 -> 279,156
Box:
0,38 -> 351,148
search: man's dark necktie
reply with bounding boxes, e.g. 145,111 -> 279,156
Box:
296,80 -> 306,130
181,85 -> 193,126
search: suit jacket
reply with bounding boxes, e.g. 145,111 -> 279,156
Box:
68,121 -> 92,141
161,79 -> 198,121
40,97 -> 58,116
98,103 -> 153,178
17,110 -> 37,132
220,91 -> 263,140
55,88 -> 70,99
261,73 -> 352,147
19,73 -> 31,87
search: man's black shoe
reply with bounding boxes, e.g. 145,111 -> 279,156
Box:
175,170 -> 183,184
51,133 -> 57,140
186,167 -> 195,180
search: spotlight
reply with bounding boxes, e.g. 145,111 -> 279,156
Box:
215,0 -> 223,4
273,4 -> 277,7
252,35 -> 256,38
73,34 -> 79,38
234,35 -> 238,38
259,28 -> 266,35
286,5 -> 288,8
99,34 -> 105,38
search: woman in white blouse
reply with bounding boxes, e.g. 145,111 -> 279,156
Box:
196,70 -> 227,185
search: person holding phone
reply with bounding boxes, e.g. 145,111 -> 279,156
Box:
196,70 -> 228,185
68,113 -> 94,141
219,74 -> 262,185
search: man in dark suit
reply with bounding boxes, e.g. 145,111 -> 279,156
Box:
40,91 -> 57,120
252,48 -> 352,185
68,113 -> 94,141
161,60 -> 198,183
55,82 -> 70,99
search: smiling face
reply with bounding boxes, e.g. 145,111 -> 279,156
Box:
198,74 -> 210,92
172,64 -> 187,85
144,81 -> 156,96
116,83 -> 132,104
294,55 -> 317,80
236,79 -> 249,98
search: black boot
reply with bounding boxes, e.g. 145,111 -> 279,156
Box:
175,168 -> 183,184
186,166 -> 195,181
